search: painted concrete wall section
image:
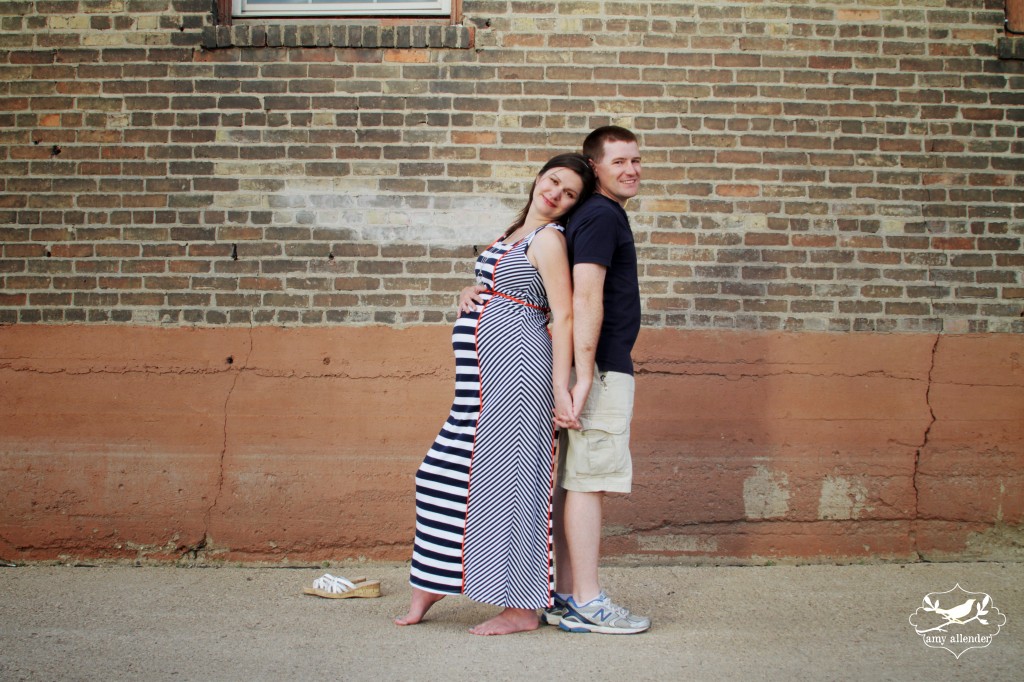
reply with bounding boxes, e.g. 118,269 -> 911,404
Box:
2,326 -> 1021,564
1,3 -> 1022,563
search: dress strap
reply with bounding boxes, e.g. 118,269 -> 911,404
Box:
525,222 -> 565,247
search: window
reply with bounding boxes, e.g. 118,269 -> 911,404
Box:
211,0 -> 469,48
232,0 -> 452,18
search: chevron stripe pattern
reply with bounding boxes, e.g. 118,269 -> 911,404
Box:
409,226 -> 559,609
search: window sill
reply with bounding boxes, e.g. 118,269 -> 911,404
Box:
201,22 -> 473,50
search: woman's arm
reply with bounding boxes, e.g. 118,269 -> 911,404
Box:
528,228 -> 574,427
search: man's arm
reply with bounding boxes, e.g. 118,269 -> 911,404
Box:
570,262 -> 606,422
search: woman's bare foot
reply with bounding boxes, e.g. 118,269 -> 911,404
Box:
469,607 -> 540,636
394,588 -> 446,626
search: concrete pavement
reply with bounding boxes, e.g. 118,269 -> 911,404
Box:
1,561 -> 1020,680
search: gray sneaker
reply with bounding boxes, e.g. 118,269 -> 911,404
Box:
541,594 -> 569,626
559,591 -> 650,634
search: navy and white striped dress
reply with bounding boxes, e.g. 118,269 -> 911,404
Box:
409,224 -> 559,609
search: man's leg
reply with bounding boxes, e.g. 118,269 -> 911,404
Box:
564,489 -> 603,604
556,371 -> 648,634
559,486 -> 649,634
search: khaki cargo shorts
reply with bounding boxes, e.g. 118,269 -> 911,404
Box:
557,368 -> 634,494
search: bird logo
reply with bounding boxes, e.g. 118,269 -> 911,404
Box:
924,597 -> 977,626
909,584 -> 1006,658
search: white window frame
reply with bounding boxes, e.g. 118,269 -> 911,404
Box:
232,0 -> 452,17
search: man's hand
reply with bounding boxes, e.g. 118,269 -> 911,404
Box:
458,284 -> 488,314
568,375 -> 592,429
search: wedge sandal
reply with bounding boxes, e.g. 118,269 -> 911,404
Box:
303,573 -> 382,599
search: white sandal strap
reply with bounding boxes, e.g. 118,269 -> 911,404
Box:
312,573 -> 356,593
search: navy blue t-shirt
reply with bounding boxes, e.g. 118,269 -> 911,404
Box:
565,194 -> 641,375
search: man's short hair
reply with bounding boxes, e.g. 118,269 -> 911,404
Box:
582,125 -> 638,163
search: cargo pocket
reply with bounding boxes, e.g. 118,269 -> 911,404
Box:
576,414 -> 630,477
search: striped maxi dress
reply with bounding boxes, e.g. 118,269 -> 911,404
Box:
409,224 -> 560,609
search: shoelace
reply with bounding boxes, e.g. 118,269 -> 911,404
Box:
589,597 -> 631,620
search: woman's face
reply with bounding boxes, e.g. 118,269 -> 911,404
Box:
531,167 -> 585,222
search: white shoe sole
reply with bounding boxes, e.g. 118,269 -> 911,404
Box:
558,619 -> 649,634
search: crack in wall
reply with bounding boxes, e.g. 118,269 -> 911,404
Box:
635,365 -> 923,381
185,319 -> 255,561
0,530 -> 16,565
0,364 -> 235,376
0,363 -> 440,381
229,368 -> 445,380
910,334 -> 941,561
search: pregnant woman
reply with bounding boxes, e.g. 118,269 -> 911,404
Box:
395,153 -> 594,636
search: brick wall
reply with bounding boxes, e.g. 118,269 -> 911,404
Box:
2,2 -> 1023,565
2,0 -> 1022,332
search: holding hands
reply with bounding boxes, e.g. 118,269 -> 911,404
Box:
554,375 -> 590,431
553,387 -> 577,431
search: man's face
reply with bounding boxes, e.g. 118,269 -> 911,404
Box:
592,139 -> 641,206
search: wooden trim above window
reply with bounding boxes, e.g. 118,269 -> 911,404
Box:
216,0 -> 232,27
1007,0 -> 1024,34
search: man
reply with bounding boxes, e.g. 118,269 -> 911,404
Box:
549,126 -> 650,634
